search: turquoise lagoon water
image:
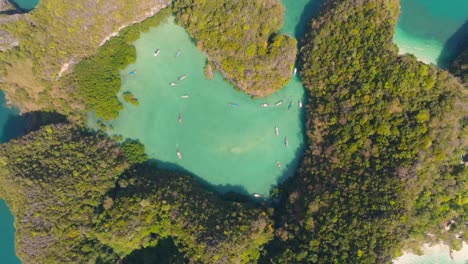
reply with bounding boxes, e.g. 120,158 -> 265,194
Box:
0,200 -> 20,264
9,0 -> 39,11
393,0 -> 468,67
0,91 -> 23,264
92,16 -> 306,196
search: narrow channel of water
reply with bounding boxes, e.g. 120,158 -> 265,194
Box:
0,91 -> 22,264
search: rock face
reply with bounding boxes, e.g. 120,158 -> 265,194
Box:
0,0 -> 14,12
0,29 -> 17,51
0,1 -> 20,51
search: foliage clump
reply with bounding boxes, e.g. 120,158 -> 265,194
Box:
173,0 -> 297,97
122,91 -> 139,106
263,0 -> 467,263
120,139 -> 148,164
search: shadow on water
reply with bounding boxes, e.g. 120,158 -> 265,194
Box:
294,0 -> 327,40
1,111 -> 67,142
437,20 -> 468,68
152,159 -> 252,198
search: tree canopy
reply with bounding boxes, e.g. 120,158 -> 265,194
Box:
173,0 -> 297,97
262,0 -> 467,263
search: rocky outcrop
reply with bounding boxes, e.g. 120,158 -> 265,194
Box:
0,29 -> 17,51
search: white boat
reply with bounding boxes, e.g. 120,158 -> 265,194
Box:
253,193 -> 262,198
284,137 -> 288,147
293,67 -> 297,76
275,126 -> 279,136
178,75 -> 187,81
176,49 -> 181,57
178,113 -> 182,124
154,49 -> 160,56
275,100 -> 283,106
180,95 -> 189,98
176,148 -> 182,160
298,100 -> 303,108
170,82 -> 177,86
276,160 -> 281,169
260,103 -> 269,107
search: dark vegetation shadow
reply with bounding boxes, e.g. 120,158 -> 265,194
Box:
152,159 -> 253,200
121,237 -> 188,264
1,111 -> 67,142
437,20 -> 468,68
294,0 -> 327,40
0,9 -> 21,15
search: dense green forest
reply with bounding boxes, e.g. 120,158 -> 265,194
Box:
96,165 -> 273,263
0,124 -> 272,263
0,124 -> 128,263
172,0 -> 297,97
261,0 -> 467,263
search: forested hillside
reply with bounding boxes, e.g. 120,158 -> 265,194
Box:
0,0 -> 170,116
96,166 -> 273,263
263,0 -> 467,263
173,0 -> 297,97
0,124 -> 128,263
0,124 -> 272,264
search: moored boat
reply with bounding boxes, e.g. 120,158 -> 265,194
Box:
170,82 -> 177,86
229,102 -> 238,107
178,74 -> 187,80
154,49 -> 160,56
260,103 -> 269,107
176,49 -> 181,57
176,147 -> 182,160
275,100 -> 283,106
275,126 -> 279,136
276,160 -> 281,169
178,113 -> 182,124
293,67 -> 297,76
180,95 -> 189,98
253,193 -> 262,198
129,70 -> 137,76
284,137 -> 288,147
288,101 -> 293,110
298,100 -> 303,108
